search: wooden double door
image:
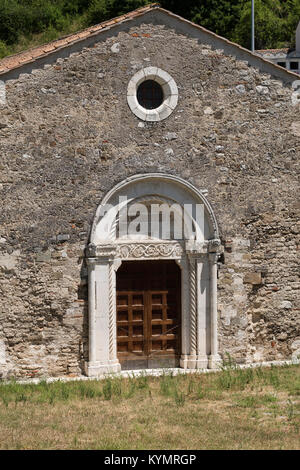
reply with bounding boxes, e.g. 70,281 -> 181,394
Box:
116,261 -> 181,370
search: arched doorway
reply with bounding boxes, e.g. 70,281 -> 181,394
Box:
85,173 -> 222,377
116,260 -> 181,370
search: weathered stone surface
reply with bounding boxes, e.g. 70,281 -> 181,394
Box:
236,84 -> 246,94
243,273 -> 262,285
36,251 -> 51,263
0,22 -> 299,378
256,85 -> 269,95
111,42 -> 120,53
57,234 -> 70,243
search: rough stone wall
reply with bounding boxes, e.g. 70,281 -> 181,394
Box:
0,23 -> 299,378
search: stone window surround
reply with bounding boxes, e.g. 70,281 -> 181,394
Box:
85,174 -> 222,377
127,67 -> 178,121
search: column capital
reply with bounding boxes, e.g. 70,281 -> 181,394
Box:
86,243 -> 117,261
187,252 -> 207,265
208,238 -> 222,253
185,240 -> 209,256
86,257 -> 97,267
209,252 -> 220,264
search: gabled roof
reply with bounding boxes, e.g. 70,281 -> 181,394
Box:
0,3 -> 298,84
0,3 -> 159,76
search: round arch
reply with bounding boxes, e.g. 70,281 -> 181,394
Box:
90,173 -> 219,245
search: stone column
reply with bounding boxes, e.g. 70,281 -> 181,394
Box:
183,253 -> 209,369
208,253 -> 221,369
196,255 -> 209,369
185,255 -> 198,369
85,246 -> 121,377
87,258 -> 97,366
178,257 -> 190,369
108,258 -> 122,370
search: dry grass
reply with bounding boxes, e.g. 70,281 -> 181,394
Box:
0,363 -> 299,450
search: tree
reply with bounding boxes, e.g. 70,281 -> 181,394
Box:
234,0 -> 283,49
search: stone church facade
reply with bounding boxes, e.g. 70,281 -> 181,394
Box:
0,4 -> 299,379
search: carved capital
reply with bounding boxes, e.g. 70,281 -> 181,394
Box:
185,240 -> 208,255
86,257 -> 97,267
86,243 -> 97,257
87,244 -> 117,260
209,252 -> 220,264
208,238 -> 223,253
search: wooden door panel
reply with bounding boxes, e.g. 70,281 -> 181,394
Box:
116,291 -> 146,360
116,261 -> 181,369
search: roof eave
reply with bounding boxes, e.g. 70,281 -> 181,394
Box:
0,5 -> 299,84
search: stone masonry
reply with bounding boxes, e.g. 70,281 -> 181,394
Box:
0,16 -> 299,378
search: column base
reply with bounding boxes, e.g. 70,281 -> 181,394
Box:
180,355 -> 208,370
84,360 -> 121,377
195,356 -> 209,369
208,354 -> 222,370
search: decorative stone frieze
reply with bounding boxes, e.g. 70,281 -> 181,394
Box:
116,241 -> 183,259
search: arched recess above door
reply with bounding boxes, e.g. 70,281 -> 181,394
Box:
89,173 -> 219,249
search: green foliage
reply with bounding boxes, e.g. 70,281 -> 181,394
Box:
233,0 -> 285,50
235,393 -> 277,408
102,378 -> 112,400
160,0 -> 300,49
159,371 -> 174,397
84,0 -> 152,26
0,39 -> 11,59
174,388 -> 185,406
286,398 -> 294,420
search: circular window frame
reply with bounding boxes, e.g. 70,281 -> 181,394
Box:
127,67 -> 178,122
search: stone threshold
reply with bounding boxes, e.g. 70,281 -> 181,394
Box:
3,359 -> 299,385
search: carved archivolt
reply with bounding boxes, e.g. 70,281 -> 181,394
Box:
90,174 -> 220,245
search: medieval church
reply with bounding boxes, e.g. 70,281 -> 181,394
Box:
0,4 -> 299,379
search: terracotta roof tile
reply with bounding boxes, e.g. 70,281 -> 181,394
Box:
0,3 -> 159,74
41,44 -> 56,53
18,53 -> 36,64
53,39 -> 70,49
29,48 -> 45,58
4,58 -> 21,69
76,31 -> 90,39
103,20 -> 117,27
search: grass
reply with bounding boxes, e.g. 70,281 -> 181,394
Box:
0,364 -> 299,450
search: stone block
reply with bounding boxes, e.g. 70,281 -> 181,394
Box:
280,301 -> 292,309
36,251 -> 51,263
243,272 -> 262,285
0,251 -> 19,270
57,234 -> 70,243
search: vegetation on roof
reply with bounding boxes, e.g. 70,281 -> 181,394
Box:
0,0 -> 300,59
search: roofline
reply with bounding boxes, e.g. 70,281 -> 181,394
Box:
0,4 -> 299,84
0,3 -> 160,78
156,7 -> 299,84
